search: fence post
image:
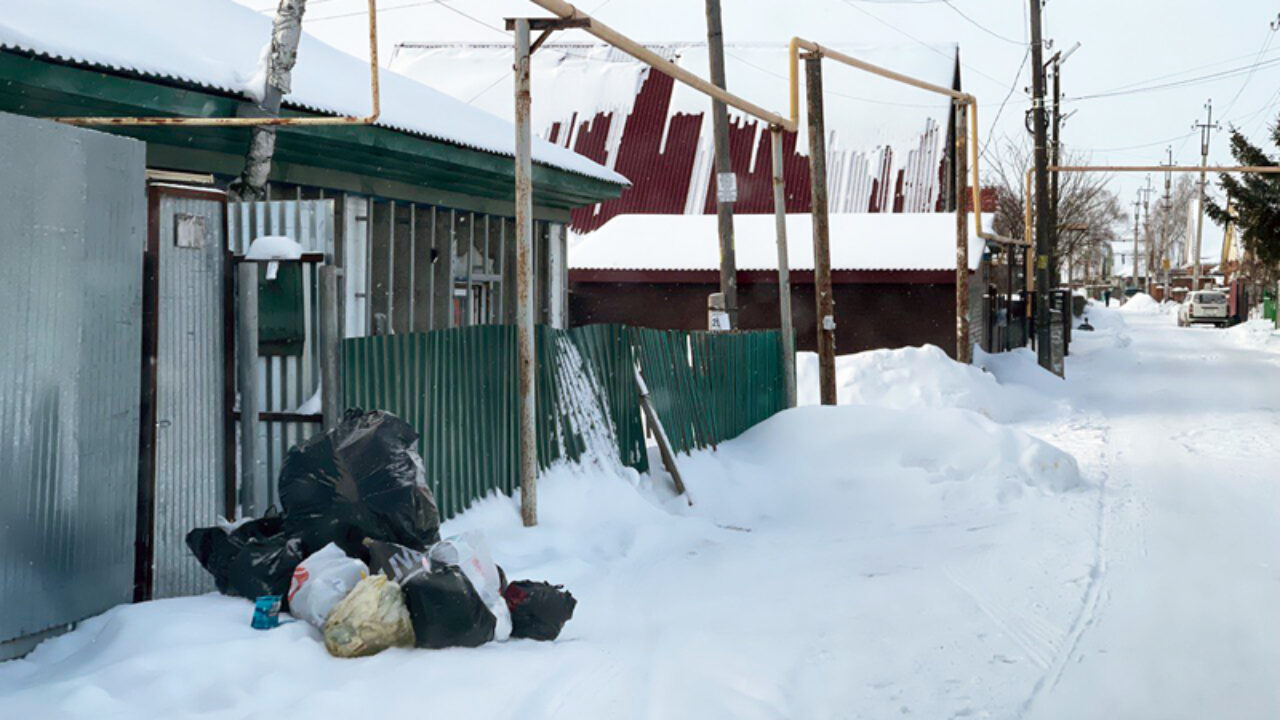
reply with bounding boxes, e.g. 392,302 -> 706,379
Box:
769,125 -> 796,408
318,265 -> 343,431
236,262 -> 266,516
514,19 -> 537,527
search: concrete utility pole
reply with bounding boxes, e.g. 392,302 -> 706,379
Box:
1029,0 -> 1052,369
1049,54 -> 1061,277
513,18 -> 537,527
704,0 -> 738,327
955,99 -> 971,363
1140,177 -> 1154,293
1192,100 -> 1221,291
1132,198 -> 1142,289
805,54 -> 837,406
1161,147 -> 1174,294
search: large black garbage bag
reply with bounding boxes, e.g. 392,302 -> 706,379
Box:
503,581 -> 576,641
185,518 -> 304,603
401,565 -> 496,649
279,409 -> 440,559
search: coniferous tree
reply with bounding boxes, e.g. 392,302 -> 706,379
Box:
1206,116 -> 1280,266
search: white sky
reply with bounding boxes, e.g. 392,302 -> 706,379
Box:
233,0 -> 1280,258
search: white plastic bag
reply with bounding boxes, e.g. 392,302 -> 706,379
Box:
428,531 -> 512,641
288,542 -> 368,628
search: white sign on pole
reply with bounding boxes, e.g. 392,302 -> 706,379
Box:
716,172 -> 738,203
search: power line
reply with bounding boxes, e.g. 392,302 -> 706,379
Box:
1221,17 -> 1279,117
307,1 -> 439,22
941,0 -> 1025,46
833,0 -> 1008,88
1067,55 -> 1280,103
979,45 -> 1030,161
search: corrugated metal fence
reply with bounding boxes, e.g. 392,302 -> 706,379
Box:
343,325 -> 785,519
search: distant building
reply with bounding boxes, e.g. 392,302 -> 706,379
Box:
568,213 -> 994,357
390,42 -> 964,232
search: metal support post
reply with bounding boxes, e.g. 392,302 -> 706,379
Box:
514,19 -> 538,527
805,55 -> 837,406
955,100 -> 971,363
318,265 -> 343,431
236,262 -> 265,516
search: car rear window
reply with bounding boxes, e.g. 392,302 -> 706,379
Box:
1196,293 -> 1226,304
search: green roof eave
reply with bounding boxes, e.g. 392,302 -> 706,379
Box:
0,50 -> 624,210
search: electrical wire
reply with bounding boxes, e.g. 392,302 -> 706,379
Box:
979,45 -> 1030,161
833,0 -> 1008,88
1221,22 -> 1279,117
1067,55 -> 1280,103
940,0 -> 1025,46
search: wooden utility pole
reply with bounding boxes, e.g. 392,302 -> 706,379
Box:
1192,100 -> 1221,292
954,99 -> 971,363
704,0 -> 738,327
513,19 -> 537,527
769,127 -> 797,407
805,54 -> 837,406
1029,0 -> 1052,369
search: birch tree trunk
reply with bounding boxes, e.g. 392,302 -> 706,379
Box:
229,0 -> 307,202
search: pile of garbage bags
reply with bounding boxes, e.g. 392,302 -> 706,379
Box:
186,409 -> 575,657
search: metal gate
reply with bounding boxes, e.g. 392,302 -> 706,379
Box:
0,112 -> 145,657
140,185 -> 232,600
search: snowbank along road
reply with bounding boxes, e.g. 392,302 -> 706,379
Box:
1,301 -> 1277,719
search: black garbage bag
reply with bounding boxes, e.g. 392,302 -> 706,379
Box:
185,518 -> 304,603
279,409 -> 440,559
503,580 -> 576,641
401,565 -> 496,649
363,537 -> 429,585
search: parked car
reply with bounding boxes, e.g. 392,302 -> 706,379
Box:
1178,290 -> 1229,327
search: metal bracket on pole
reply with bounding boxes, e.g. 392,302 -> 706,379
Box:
504,17 -> 590,54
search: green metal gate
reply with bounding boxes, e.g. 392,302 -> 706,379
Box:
343,325 -> 786,519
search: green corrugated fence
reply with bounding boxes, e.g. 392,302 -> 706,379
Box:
342,324 -> 787,519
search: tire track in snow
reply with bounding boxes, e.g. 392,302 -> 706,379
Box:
1018,411 -> 1113,717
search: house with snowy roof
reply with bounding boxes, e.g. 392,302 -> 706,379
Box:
0,0 -> 627,656
567,213 -> 994,357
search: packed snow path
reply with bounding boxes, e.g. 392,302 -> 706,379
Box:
2,305 -> 1277,719
1023,312 -> 1280,719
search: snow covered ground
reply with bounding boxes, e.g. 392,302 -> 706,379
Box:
3,304 -> 1278,718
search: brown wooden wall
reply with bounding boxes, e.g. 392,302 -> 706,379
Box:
569,278 -> 958,357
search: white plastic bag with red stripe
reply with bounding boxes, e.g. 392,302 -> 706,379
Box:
288,543 -> 368,629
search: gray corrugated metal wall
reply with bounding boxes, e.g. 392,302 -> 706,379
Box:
151,192 -> 228,599
0,112 -> 145,648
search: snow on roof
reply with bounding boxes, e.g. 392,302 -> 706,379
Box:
392,41 -> 957,154
0,0 -> 626,186
569,213 -> 989,273
391,42 -> 953,217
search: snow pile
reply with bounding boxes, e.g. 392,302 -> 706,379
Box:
1074,301 -> 1133,349
796,345 -> 1061,421
0,394 -> 1087,718
1117,292 -> 1162,314
1227,319 -> 1280,351
246,235 -> 303,261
